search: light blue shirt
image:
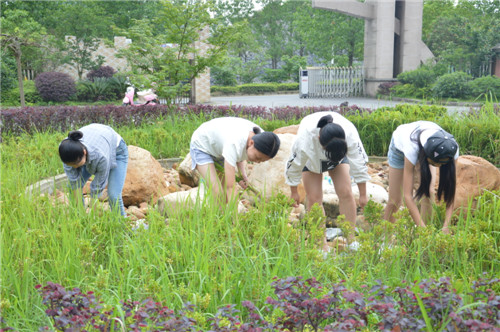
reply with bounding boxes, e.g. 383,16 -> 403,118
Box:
63,124 -> 119,197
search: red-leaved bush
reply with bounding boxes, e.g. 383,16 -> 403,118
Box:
20,275 -> 499,332
0,104 -> 371,136
34,72 -> 76,102
86,66 -> 116,82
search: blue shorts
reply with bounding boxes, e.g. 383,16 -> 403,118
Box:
387,138 -> 405,169
190,147 -> 224,170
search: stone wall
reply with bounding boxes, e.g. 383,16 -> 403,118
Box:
55,36 -> 131,80
192,26 -> 211,103
55,33 -> 211,103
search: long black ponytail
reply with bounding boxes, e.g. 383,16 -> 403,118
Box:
414,131 -> 456,207
317,115 -> 347,163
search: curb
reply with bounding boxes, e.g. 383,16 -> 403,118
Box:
25,158 -> 183,197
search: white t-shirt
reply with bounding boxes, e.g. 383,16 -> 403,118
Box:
285,111 -> 370,186
392,121 -> 460,165
190,117 -> 262,167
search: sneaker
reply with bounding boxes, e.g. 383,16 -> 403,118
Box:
320,246 -> 331,260
132,219 -> 149,231
347,241 -> 360,251
326,228 -> 343,241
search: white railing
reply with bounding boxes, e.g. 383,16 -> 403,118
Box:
303,66 -> 364,98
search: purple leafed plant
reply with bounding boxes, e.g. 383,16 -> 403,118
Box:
36,282 -> 197,331
1,104 -> 372,136
34,275 -> 499,331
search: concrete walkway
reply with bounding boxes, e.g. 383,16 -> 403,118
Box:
208,94 -> 476,114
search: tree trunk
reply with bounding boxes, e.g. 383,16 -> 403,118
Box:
15,50 -> 26,107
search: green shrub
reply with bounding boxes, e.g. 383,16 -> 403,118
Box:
1,53 -> 18,92
432,71 -> 472,99
211,66 -> 237,86
280,55 -> 307,81
390,84 -> 431,99
467,75 -> 500,99
22,80 -> 42,104
277,83 -> 299,91
239,83 -> 278,94
397,68 -> 436,88
77,78 -> 118,102
262,69 -> 288,83
0,80 -> 42,105
108,75 -> 129,100
211,85 -> 240,94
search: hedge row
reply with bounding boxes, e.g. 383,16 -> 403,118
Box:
1,103 -> 498,166
211,82 -> 299,95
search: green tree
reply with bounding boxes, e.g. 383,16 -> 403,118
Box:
251,0 -> 297,69
52,2 -> 112,79
115,0 -> 242,102
292,0 -> 363,66
423,0 -> 500,77
0,10 -> 46,106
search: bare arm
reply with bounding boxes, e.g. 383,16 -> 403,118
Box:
290,185 -> 300,207
236,161 -> 249,189
357,182 -> 368,210
224,160 -> 238,203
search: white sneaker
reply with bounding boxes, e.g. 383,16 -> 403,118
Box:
347,241 -> 360,251
326,228 -> 343,241
132,219 -> 149,231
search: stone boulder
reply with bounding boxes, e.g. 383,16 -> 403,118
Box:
246,133 -> 306,203
157,183 -> 247,216
323,177 -> 388,221
273,125 -> 299,135
157,184 -> 206,216
452,155 -> 500,212
122,145 -> 169,206
177,153 -> 200,187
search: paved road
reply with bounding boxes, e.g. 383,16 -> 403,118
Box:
208,94 -> 475,114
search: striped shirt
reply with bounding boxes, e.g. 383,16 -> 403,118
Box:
63,124 -> 120,197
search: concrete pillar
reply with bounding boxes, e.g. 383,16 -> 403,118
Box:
364,0 -> 396,96
312,0 -> 434,97
493,44 -> 500,77
398,0 -> 424,74
192,26 -> 211,103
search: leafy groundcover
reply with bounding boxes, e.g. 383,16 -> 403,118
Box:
2,276 -> 496,331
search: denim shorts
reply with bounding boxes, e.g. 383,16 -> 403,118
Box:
302,156 -> 349,173
387,138 -> 405,169
190,147 -> 224,170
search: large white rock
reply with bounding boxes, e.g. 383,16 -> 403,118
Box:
156,183 -> 247,215
157,183 -> 206,216
246,133 -> 306,203
322,176 -> 388,219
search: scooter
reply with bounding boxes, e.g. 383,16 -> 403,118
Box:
122,86 -> 159,106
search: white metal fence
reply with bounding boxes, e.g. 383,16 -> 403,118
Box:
300,66 -> 364,98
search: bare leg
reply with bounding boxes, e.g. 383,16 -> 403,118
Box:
302,171 -> 323,212
196,163 -> 223,204
329,164 -> 356,241
302,171 -> 329,251
383,166 -> 404,223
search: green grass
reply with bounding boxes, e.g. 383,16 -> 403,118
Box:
1,114 -> 499,331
